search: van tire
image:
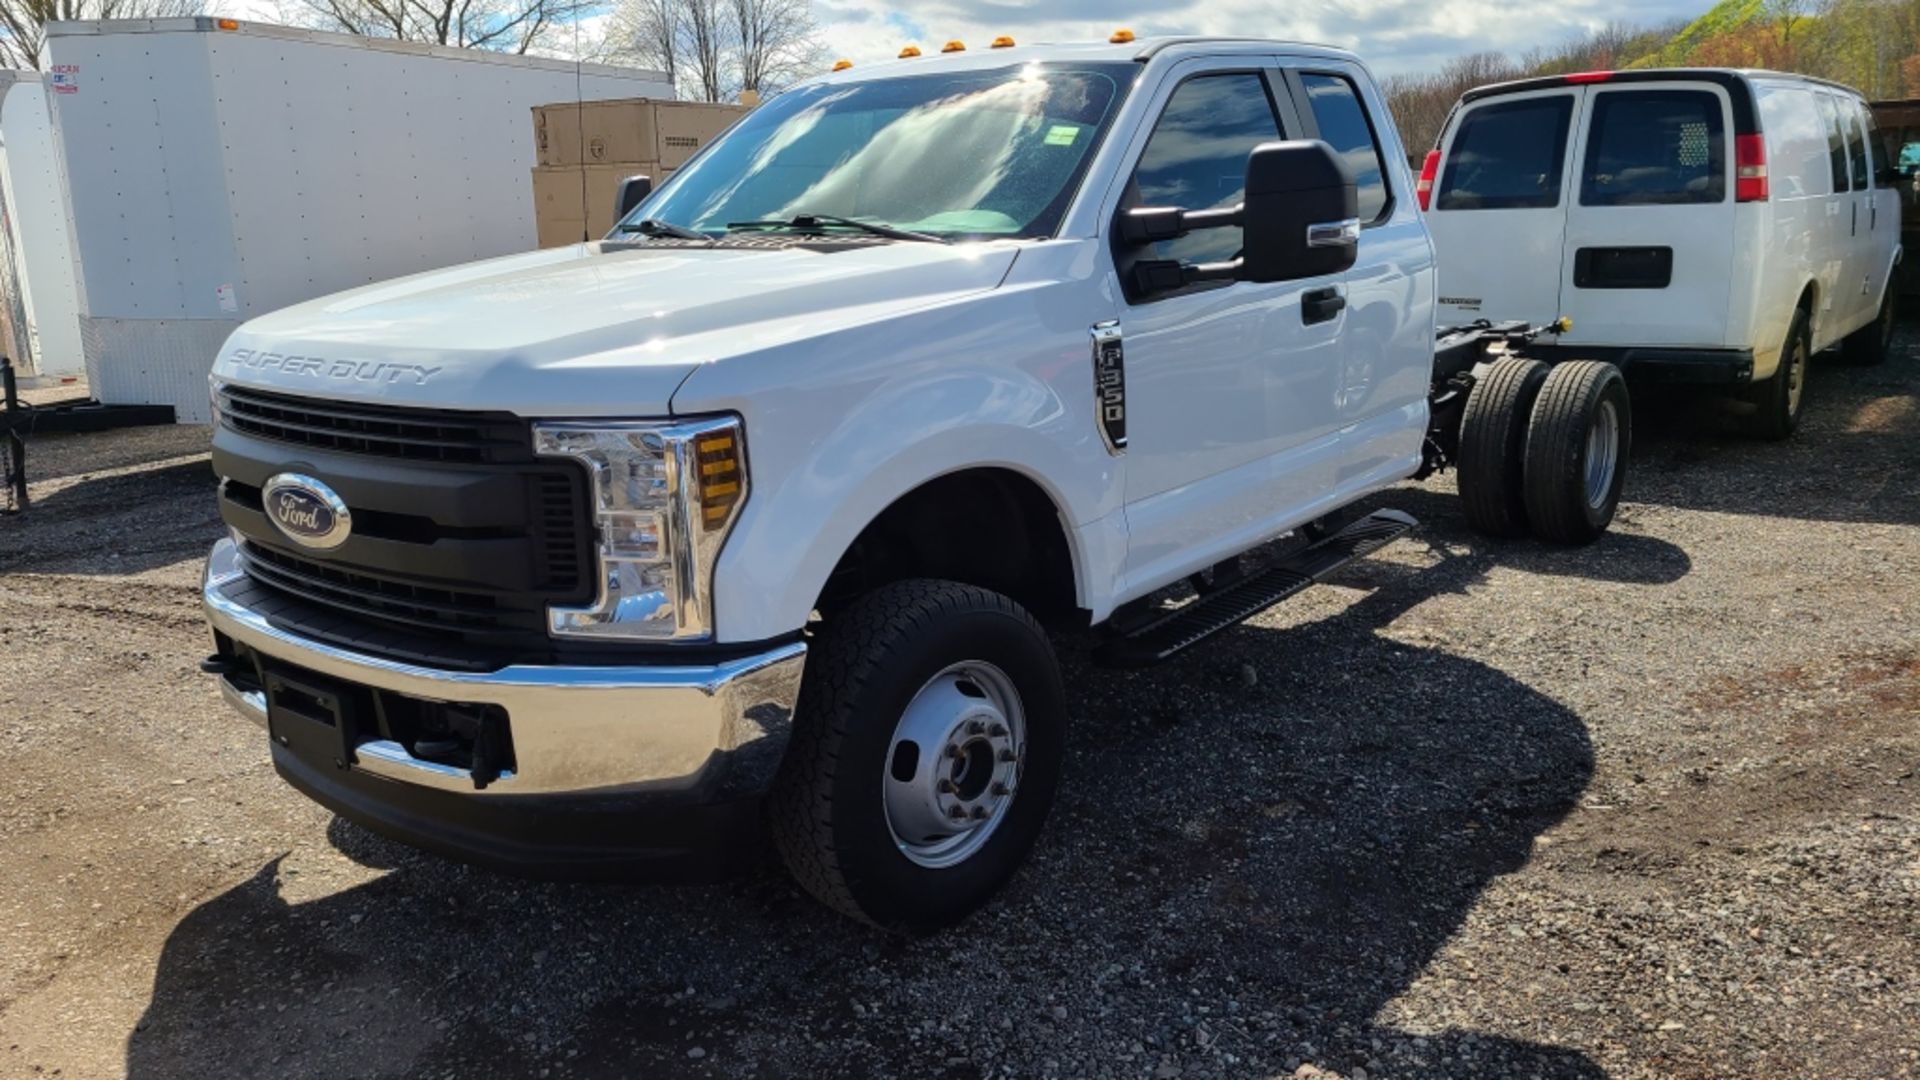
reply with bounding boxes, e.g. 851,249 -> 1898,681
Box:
1457,357 -> 1549,538
1522,361 -> 1630,545
768,579 -> 1065,933
1841,286 -> 1896,366
1747,309 -> 1810,440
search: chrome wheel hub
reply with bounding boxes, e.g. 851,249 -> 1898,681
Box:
883,662 -> 1025,869
1584,398 -> 1620,511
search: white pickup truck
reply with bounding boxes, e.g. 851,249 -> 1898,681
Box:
200,34 -> 1630,931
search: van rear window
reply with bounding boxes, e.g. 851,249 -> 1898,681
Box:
1580,90 -> 1725,206
1436,95 -> 1574,210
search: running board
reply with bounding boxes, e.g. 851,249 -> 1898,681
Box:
1094,509 -> 1417,668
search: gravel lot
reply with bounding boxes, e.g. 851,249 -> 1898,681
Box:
2,333 -> 1917,1080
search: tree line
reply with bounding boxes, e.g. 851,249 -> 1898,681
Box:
1383,0 -> 1920,158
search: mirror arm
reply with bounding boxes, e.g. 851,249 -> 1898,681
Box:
1130,257 -> 1244,294
1119,203 -> 1245,246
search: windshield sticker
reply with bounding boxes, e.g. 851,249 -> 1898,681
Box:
1045,125 -> 1080,146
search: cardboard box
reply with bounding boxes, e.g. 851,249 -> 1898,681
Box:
534,99 -> 746,169
532,162 -> 671,248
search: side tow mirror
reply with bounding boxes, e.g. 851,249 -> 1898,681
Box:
615,174 -> 654,221
1239,139 -> 1359,284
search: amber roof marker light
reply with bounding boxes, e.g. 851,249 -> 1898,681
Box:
942,39 -> 966,52
990,35 -> 1016,48
831,58 -> 853,71
1109,28 -> 1135,43
898,45 -> 922,58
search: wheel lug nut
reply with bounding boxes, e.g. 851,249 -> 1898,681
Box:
989,724 -> 1008,737
945,744 -> 963,759
970,806 -> 990,820
948,805 -> 969,820
967,719 -> 986,736
998,749 -> 1017,763
991,782 -> 1011,797
937,779 -> 958,794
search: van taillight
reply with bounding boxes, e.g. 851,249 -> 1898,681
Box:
1735,133 -> 1769,202
1416,149 -> 1441,211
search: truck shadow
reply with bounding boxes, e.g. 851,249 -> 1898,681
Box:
126,553 -> 1602,1079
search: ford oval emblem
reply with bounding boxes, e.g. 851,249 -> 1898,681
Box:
261,473 -> 352,550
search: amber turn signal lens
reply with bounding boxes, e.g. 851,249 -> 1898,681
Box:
694,432 -> 744,531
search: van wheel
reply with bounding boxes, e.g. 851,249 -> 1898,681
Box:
1522,361 -> 1630,545
1747,309 -> 1809,440
1456,357 -> 1549,538
1841,286 -> 1897,366
769,579 -> 1065,933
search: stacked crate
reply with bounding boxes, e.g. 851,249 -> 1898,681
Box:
531,99 -> 747,247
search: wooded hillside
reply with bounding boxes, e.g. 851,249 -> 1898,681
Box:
1384,0 -> 1920,155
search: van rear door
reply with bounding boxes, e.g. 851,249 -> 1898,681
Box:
1427,89 -> 1581,326
1559,82 -> 1739,347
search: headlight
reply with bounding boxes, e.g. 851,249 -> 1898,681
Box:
532,416 -> 747,642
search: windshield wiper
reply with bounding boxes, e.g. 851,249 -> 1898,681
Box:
726,213 -> 951,244
617,218 -> 710,241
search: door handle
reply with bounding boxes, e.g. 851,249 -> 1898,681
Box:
1851,202 -> 1858,236
1302,286 -> 1345,325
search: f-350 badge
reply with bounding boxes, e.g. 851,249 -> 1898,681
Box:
1090,321 -> 1126,456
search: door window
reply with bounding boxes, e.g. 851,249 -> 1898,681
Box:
1299,73 -> 1391,222
1436,95 -> 1574,210
1844,103 -> 1869,191
1580,90 -> 1725,206
1126,72 -> 1283,265
1815,92 -> 1849,193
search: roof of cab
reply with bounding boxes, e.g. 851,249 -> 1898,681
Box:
807,35 -> 1363,86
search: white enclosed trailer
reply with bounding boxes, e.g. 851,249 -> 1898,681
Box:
0,72 -> 86,381
45,18 -> 671,421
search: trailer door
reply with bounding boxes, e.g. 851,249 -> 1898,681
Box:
1559,83 -> 1737,347
1427,89 -> 1581,326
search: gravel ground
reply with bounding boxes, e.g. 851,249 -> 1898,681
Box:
2,333 -> 1916,1080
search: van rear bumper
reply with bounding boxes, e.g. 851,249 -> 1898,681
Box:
1520,345 -> 1755,384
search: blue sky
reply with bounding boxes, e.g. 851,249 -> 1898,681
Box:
812,0 -> 1713,77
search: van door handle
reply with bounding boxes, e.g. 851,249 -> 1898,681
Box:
1851,202 -> 1858,236
1302,287 -> 1345,325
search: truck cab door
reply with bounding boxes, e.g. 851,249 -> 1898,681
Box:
1104,58 -> 1344,594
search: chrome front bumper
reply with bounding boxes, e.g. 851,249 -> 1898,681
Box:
201,538 -> 807,798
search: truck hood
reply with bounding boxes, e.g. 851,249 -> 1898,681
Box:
215,240 -> 1021,416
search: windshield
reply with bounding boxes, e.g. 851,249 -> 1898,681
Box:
623,62 -> 1137,241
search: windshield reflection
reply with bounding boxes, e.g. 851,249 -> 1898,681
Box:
629,63 -> 1135,241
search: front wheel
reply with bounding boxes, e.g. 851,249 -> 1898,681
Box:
1522,360 -> 1631,545
769,579 -> 1065,932
1842,285 -> 1897,366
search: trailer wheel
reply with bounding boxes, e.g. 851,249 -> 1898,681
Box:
769,579 -> 1065,933
1456,357 -> 1549,538
1522,361 -> 1630,545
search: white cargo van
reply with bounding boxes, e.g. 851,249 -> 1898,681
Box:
1421,69 -> 1903,439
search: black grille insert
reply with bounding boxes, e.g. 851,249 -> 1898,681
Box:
218,385 -> 532,464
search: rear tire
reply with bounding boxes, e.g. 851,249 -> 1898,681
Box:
769,579 -> 1065,933
1747,309 -> 1809,440
1457,357 -> 1549,538
1522,361 -> 1630,546
1841,285 -> 1897,366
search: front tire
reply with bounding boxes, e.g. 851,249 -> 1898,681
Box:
1842,285 -> 1897,366
1522,361 -> 1630,545
769,579 -> 1065,932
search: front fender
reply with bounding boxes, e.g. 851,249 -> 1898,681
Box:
673,278 -> 1123,643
